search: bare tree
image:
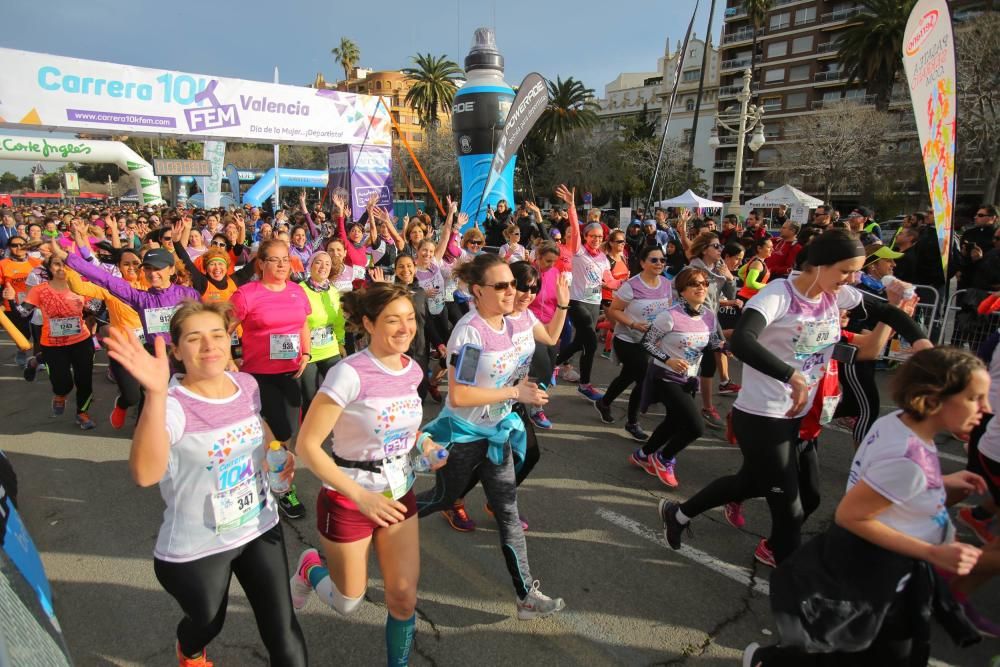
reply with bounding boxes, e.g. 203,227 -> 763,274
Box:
776,102 -> 890,202
956,12 -> 1000,204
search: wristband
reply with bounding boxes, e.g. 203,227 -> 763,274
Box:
556,304 -> 569,310
415,432 -> 431,452
302,352 -> 312,360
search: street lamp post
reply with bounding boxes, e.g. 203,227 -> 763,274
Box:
708,68 -> 765,217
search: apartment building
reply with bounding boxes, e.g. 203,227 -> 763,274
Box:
595,36 -> 720,188
711,0 -> 991,207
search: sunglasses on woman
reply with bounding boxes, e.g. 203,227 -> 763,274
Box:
485,280 -> 516,291
211,241 -> 227,248
516,281 -> 541,294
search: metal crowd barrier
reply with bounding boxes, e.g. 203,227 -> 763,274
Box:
937,288 -> 1000,353
861,284 -> 941,362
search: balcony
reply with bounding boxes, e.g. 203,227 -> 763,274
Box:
774,0 -> 811,6
719,82 -> 760,98
811,94 -> 876,110
720,56 -> 753,72
814,70 -> 847,83
816,41 -> 838,55
713,158 -> 754,170
821,6 -> 864,24
724,5 -> 748,19
722,28 -> 757,45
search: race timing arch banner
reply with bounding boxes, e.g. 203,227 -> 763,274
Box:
0,47 -> 391,147
902,0 -> 957,275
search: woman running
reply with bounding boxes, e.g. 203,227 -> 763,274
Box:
687,232 -> 741,427
401,217 -> 426,260
444,227 -> 485,324
595,245 -> 672,442
632,267 -> 720,487
416,253 -> 566,619
103,301 -> 307,667
737,236 -> 774,302
553,184 -> 607,402
23,250 -> 96,429
525,241 -> 567,430
230,239 -> 312,520
443,260 -> 571,532
291,283 -> 447,667
660,230 -> 932,566
299,251 -> 346,414
602,229 -> 630,303
745,347 -> 987,666
389,254 -> 434,400
62,245 -> 145,429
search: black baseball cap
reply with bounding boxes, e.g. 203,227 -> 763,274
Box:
141,248 -> 175,269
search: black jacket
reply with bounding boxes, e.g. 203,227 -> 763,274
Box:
771,524 -> 979,654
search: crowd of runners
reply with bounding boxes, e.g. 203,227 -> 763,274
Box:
1,194 -> 1000,666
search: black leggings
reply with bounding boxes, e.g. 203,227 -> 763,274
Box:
642,380 -> 703,459
41,338 -> 95,414
459,404 -> 541,497
252,372 -> 301,443
109,356 -> 142,410
556,300 -> 600,384
528,343 -> 557,390
679,408 -> 804,563
602,338 -> 648,424
153,524 -> 307,665
425,309 -> 451,350
298,356 -> 339,416
837,360 -> 879,443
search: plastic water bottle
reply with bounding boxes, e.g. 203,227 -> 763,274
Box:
266,441 -> 290,494
410,447 -> 449,473
881,275 -> 915,299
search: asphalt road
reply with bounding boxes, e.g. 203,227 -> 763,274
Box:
1,338 -> 997,666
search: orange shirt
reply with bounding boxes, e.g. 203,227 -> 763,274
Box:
24,282 -> 91,347
0,257 -> 42,311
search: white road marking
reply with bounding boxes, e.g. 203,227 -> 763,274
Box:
596,507 -> 770,596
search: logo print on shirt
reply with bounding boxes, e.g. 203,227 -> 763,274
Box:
204,421 -> 262,471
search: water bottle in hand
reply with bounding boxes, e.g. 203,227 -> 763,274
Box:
881,275 -> 915,299
266,441 -> 290,494
411,446 -> 448,473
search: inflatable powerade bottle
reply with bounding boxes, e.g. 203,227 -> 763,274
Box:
452,28 -> 516,231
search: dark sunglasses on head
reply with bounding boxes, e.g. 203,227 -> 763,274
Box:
646,257 -> 666,264
516,281 -> 541,294
709,242 -> 722,249
211,241 -> 227,247
7,242 -> 25,249
611,238 -> 625,244
467,240 -> 484,246
485,280 -> 516,291
688,280 -> 710,288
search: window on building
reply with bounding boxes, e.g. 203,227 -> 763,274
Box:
682,129 -> 693,146
686,99 -> 695,111
823,90 -> 842,103
765,68 -> 785,83
682,69 -> 701,82
762,97 -> 782,112
792,35 -> 814,54
766,41 -> 788,59
794,6 -> 817,24
789,64 -> 811,82
756,147 -> 778,164
412,132 -> 423,142
786,92 -> 808,109
770,12 -> 790,30
845,88 -> 868,100
375,81 -> 382,90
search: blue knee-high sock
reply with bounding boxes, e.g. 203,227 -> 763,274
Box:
385,613 -> 415,667
307,564 -> 329,589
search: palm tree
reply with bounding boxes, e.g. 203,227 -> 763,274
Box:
837,0 -> 917,110
331,38 -> 360,81
402,53 -> 463,128
743,0 -> 774,83
535,76 -> 599,145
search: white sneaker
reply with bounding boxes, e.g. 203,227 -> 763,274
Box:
559,364 -> 580,383
516,580 -> 566,620
289,548 -> 320,610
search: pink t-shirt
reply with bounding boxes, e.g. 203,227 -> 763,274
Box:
528,265 -> 559,324
231,281 -> 312,375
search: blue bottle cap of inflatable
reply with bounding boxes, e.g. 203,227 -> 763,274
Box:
465,27 -> 504,73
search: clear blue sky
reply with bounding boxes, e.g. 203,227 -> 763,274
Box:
0,0 -> 722,176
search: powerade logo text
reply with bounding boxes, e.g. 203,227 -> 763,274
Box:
906,10 -> 938,56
